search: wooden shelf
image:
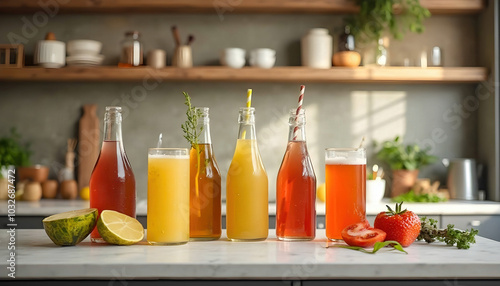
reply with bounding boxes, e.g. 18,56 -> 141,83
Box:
0,66 -> 487,84
0,0 -> 485,14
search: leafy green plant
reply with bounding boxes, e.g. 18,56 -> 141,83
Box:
0,128 -> 31,177
391,190 -> 447,203
376,136 -> 436,170
345,0 -> 431,44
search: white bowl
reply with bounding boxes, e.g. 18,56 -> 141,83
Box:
223,47 -> 245,56
220,48 -> 246,68
35,40 -> 66,68
366,179 -> 386,203
67,39 -> 102,56
249,55 -> 276,69
249,48 -> 276,69
221,54 -> 245,68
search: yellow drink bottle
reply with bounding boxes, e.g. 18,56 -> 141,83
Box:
226,107 -> 269,241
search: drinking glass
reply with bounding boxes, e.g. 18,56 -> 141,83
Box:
147,148 -> 190,245
325,148 -> 366,241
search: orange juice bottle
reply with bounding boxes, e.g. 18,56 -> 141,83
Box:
189,107 -> 222,241
226,107 -> 269,241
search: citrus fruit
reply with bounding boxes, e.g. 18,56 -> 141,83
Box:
79,186 -> 90,200
317,183 -> 326,202
97,210 -> 144,245
42,208 -> 97,246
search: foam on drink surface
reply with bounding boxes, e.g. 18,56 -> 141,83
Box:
148,154 -> 189,160
325,152 -> 366,165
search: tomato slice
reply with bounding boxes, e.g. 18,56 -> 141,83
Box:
341,222 -> 387,248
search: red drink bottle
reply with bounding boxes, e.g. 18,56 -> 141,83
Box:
276,109 -> 316,240
90,106 -> 136,243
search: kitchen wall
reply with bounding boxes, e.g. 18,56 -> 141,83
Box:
0,13 -> 483,201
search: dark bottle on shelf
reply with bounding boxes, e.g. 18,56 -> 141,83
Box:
338,26 -> 355,52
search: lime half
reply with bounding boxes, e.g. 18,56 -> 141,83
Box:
97,210 -> 144,245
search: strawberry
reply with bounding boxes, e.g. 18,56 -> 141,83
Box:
374,202 -> 421,247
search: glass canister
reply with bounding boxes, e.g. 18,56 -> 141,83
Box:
119,31 -> 143,67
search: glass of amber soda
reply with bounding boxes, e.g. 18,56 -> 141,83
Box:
325,148 -> 366,241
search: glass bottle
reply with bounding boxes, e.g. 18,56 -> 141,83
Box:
119,31 -> 143,67
375,37 -> 388,66
226,107 -> 269,241
90,106 -> 136,243
190,107 -> 222,241
276,109 -> 316,241
338,25 -> 355,52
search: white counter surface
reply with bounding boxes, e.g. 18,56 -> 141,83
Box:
2,199 -> 500,216
1,229 -> 499,280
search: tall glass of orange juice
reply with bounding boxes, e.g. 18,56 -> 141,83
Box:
226,107 -> 269,241
147,148 -> 190,245
325,148 -> 366,240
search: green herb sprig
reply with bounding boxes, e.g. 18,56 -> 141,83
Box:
327,240 -> 407,254
181,92 -> 203,149
418,217 -> 478,249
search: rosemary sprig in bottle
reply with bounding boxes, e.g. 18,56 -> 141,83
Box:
181,92 -> 203,200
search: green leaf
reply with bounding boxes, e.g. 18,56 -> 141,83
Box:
346,0 -> 430,46
328,241 -> 408,254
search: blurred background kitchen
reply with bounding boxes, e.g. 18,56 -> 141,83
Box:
0,1 -> 497,205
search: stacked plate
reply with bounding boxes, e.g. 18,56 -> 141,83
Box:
66,40 -> 104,66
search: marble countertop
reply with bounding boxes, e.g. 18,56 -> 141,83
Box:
2,199 -> 500,216
1,229 -> 499,280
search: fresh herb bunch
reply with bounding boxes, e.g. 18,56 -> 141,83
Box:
0,128 -> 31,178
392,190 -> 447,203
345,0 -> 431,44
376,136 -> 436,170
418,217 -> 478,249
181,92 -> 204,200
181,92 -> 203,151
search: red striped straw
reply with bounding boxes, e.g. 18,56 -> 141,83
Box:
293,85 -> 305,140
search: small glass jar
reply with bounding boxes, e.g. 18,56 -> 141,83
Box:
120,31 -> 143,67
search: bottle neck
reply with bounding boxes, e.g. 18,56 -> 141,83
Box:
197,110 -> 212,145
103,107 -> 123,143
237,107 -> 256,140
288,110 -> 306,142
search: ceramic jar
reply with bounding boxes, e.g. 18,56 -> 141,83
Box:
34,40 -> 66,68
301,28 -> 332,69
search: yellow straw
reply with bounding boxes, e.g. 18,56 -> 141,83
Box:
242,89 -> 252,139
246,89 -> 252,108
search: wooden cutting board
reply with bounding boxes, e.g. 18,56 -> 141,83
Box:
78,104 -> 100,191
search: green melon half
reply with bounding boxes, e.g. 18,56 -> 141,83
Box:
42,208 -> 98,246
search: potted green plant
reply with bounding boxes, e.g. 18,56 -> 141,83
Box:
0,128 -> 31,199
345,0 -> 431,45
376,136 -> 436,197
